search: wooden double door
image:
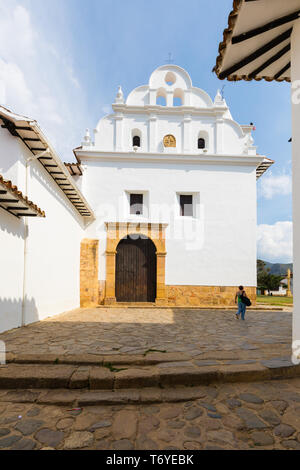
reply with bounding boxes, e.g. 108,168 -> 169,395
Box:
115,236 -> 157,302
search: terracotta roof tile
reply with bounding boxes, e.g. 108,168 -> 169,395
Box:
213,0 -> 291,83
0,174 -> 45,217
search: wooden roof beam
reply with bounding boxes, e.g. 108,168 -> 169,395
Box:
7,207 -> 29,211
232,9 -> 300,44
219,28 -> 292,79
1,119 -> 19,137
249,43 -> 291,79
0,205 -> 20,218
15,126 -> 34,131
274,62 -> 291,80
0,198 -> 19,203
0,107 -> 93,220
17,213 -> 38,217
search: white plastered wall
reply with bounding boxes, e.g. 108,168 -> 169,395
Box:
83,159 -> 257,288
0,128 -> 85,333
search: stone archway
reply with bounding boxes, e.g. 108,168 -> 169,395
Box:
116,235 -> 157,302
104,222 -> 167,305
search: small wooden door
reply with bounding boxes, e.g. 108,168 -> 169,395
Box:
115,236 -> 157,302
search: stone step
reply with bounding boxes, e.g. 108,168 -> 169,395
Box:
0,359 -> 300,391
6,352 -> 189,367
102,302 -> 157,308
0,386 -> 234,407
6,346 -> 291,368
98,304 -> 284,311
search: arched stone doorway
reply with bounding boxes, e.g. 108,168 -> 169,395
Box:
104,222 -> 167,305
116,235 -> 157,302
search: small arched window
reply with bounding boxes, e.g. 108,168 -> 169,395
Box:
173,97 -> 182,107
156,96 -> 167,106
156,88 -> 167,106
173,88 -> 184,107
198,138 -> 205,149
131,129 -> 142,148
133,135 -> 141,147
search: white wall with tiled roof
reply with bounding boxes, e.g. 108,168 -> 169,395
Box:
0,124 -> 84,333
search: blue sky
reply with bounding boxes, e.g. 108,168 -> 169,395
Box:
0,0 -> 293,263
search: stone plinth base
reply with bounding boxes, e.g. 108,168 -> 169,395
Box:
80,239 -> 99,308
104,297 -> 117,306
155,298 -> 168,307
98,284 -> 256,307
167,286 -> 256,307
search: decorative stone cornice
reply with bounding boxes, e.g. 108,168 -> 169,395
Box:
77,149 -> 264,167
112,104 -> 228,117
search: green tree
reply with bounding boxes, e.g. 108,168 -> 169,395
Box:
257,260 -> 283,291
257,259 -> 267,274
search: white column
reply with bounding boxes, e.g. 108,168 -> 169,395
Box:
149,88 -> 157,105
184,89 -> 191,106
215,115 -> 224,154
291,20 -> 300,352
148,114 -> 157,153
183,115 -> 191,153
114,113 -> 123,151
166,91 -> 173,107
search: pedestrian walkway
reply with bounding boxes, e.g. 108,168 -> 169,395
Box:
0,308 -> 292,360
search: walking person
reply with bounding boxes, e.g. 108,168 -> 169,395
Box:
235,285 -> 249,321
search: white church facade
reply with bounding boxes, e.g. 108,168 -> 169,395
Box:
75,65 -> 272,308
0,65 -> 273,332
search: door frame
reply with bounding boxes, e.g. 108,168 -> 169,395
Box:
104,222 -> 167,305
115,236 -> 157,302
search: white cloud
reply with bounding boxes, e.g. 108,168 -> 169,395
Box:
258,171 -> 292,200
0,4 -> 36,61
0,58 -> 32,108
0,1 -> 89,161
257,221 -> 293,263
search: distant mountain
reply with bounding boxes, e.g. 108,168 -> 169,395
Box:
260,260 -> 293,276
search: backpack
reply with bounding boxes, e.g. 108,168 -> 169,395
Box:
241,292 -> 252,307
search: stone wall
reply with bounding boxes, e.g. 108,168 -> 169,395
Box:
167,286 -> 256,307
98,280 -> 106,305
80,239 -> 99,307
98,283 -> 256,307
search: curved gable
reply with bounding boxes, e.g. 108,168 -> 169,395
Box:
149,65 -> 192,91
191,87 -> 214,108
126,85 -> 149,106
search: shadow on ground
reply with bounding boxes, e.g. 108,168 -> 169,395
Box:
0,308 -> 292,363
